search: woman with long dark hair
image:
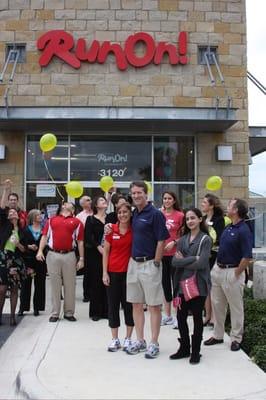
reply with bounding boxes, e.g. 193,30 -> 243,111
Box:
0,208 -> 26,326
85,195 -> 108,321
19,209 -> 47,316
170,208 -> 212,364
160,191 -> 184,327
201,194 -> 225,326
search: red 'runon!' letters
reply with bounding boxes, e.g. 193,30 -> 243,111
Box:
37,30 -> 188,70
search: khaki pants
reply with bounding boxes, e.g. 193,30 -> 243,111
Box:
46,251 -> 77,318
127,258 -> 164,306
211,262 -> 245,343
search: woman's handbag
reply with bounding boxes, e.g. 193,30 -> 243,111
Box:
180,235 -> 207,301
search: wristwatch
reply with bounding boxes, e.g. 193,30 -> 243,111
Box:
154,261 -> 160,268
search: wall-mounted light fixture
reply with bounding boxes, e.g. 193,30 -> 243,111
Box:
0,145 -> 6,160
216,145 -> 233,161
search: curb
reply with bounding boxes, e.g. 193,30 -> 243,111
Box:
14,319 -> 60,400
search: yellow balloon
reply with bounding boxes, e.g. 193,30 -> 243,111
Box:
144,181 -> 152,194
99,176 -> 114,192
205,176 -> 222,191
65,181 -> 83,198
40,133 -> 57,152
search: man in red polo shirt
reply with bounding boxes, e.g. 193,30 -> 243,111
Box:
37,202 -> 84,322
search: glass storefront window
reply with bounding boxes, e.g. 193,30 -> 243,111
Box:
153,184 -> 195,209
25,133 -> 195,210
70,135 -> 151,181
154,136 -> 194,182
26,183 -> 67,217
27,135 -> 68,181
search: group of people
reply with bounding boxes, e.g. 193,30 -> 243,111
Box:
0,179 -> 253,364
0,180 -> 46,325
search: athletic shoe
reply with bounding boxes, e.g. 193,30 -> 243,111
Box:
108,338 -> 121,352
126,339 -> 147,355
172,317 -> 178,329
122,337 -> 132,351
161,315 -> 174,326
145,342 -> 160,359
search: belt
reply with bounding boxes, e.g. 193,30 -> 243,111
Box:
48,248 -> 74,254
133,256 -> 153,262
217,263 -> 238,269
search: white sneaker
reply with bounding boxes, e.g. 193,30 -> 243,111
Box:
161,315 -> 174,326
108,338 -> 121,352
145,342 -> 160,359
122,337 -> 132,351
172,317 -> 178,329
126,339 -> 147,355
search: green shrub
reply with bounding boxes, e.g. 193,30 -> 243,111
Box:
251,345 -> 266,372
244,298 -> 266,326
242,317 -> 266,354
244,286 -> 253,299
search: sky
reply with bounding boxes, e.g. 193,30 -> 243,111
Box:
246,0 -> 266,195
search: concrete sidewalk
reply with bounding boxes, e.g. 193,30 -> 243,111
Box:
0,277 -> 265,400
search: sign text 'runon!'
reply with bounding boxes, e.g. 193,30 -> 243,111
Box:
37,30 -> 188,70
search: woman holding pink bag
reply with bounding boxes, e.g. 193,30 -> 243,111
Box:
170,208 -> 212,364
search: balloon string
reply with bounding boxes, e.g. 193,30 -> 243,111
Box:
43,159 -> 65,202
245,213 -> 265,222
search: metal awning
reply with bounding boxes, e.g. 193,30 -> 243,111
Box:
0,106 -> 237,133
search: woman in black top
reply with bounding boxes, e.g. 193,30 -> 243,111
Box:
19,209 -> 47,316
85,195 -> 108,321
0,208 -> 26,326
201,193 -> 225,326
105,194 -> 127,224
171,208 -> 212,364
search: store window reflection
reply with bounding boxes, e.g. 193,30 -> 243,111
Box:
154,136 -> 194,182
70,135 -> 151,181
153,184 -> 195,209
27,135 -> 68,181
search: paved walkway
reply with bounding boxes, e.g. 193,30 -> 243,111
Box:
0,277 -> 265,400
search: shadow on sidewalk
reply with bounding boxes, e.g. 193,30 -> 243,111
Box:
0,314 -> 24,348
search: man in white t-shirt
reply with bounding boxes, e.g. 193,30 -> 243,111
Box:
76,196 -> 93,226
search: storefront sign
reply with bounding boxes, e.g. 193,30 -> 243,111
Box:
37,30 -> 188,71
36,184 -> 56,197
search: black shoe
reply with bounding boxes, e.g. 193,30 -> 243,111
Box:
169,340 -> 190,360
91,316 -> 100,321
18,310 -> 24,316
83,298 -> 89,303
49,316 -> 59,323
64,315 -> 77,322
204,337 -> 224,346
231,341 -> 241,351
34,310 -> 39,316
189,353 -> 201,364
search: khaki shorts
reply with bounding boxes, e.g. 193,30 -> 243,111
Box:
126,258 -> 164,306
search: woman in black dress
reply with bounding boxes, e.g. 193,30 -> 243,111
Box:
201,194 -> 225,326
0,207 -> 26,326
85,195 -> 108,321
19,209 -> 46,316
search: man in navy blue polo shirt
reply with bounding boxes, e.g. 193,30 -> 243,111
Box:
126,181 -> 169,359
204,198 -> 252,351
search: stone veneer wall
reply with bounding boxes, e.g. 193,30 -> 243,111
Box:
0,0 -> 249,206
